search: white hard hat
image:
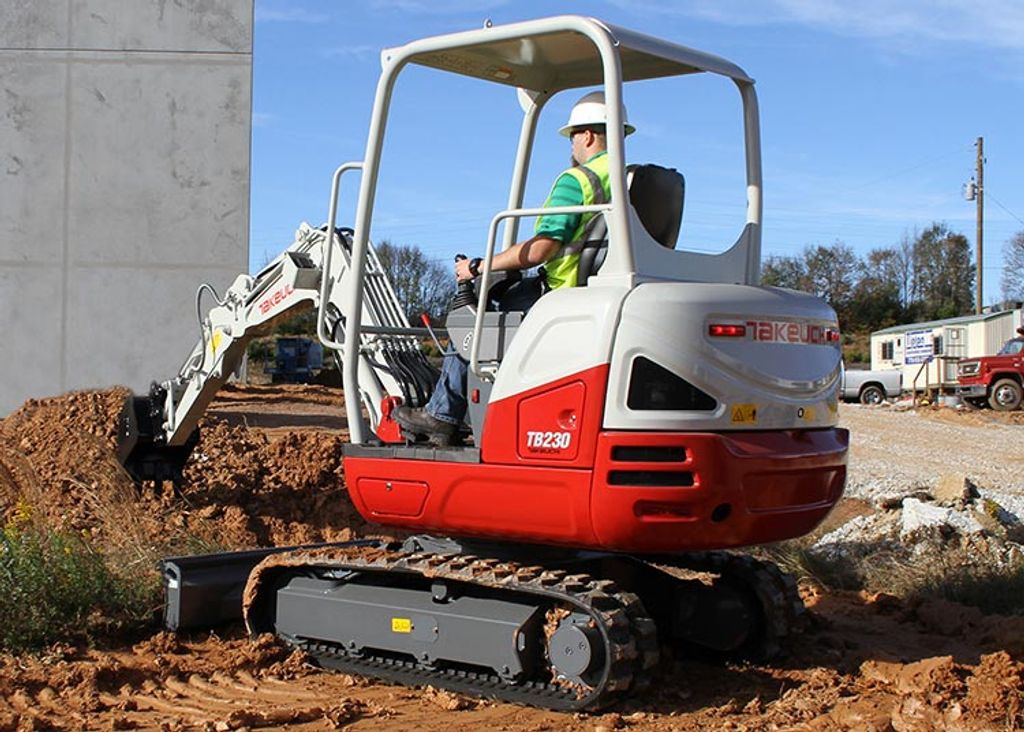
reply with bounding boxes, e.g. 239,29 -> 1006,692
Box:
558,91 -> 636,137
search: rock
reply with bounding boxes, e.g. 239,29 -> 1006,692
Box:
972,509 -> 1007,538
933,474 -> 980,506
879,496 -> 904,511
880,490 -> 932,511
900,498 -> 983,541
812,513 -> 900,561
978,490 -> 1024,525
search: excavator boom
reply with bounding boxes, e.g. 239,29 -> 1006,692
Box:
117,224 -> 437,481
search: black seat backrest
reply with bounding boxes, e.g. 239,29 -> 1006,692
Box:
576,164 -> 685,286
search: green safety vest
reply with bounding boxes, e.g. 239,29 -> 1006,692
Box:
543,153 -> 611,290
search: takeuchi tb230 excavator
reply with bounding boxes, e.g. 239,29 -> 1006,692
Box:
117,16 -> 848,711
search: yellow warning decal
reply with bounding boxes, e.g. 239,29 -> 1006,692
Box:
730,404 -> 758,424
210,329 -> 223,353
391,617 -> 412,633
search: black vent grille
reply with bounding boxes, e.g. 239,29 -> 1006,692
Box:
608,471 -> 694,487
627,357 -> 717,411
611,445 -> 686,462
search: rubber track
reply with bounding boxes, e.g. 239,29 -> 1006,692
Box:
655,551 -> 805,659
250,549 -> 658,712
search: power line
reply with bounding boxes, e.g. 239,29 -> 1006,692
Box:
988,193 -> 1024,227
835,145 -> 973,194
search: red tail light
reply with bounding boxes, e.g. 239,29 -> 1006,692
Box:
708,324 -> 747,338
825,328 -> 841,343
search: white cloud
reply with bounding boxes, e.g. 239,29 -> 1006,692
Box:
606,0 -> 1024,52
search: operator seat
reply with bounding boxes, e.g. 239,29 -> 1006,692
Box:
576,163 -> 685,286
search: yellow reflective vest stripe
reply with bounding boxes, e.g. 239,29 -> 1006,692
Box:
543,154 -> 611,290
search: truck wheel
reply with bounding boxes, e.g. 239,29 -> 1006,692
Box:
988,378 -> 1023,411
859,384 -> 885,405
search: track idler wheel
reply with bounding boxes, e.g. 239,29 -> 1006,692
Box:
546,611 -> 605,687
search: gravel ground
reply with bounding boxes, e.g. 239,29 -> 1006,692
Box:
840,404 -> 1024,504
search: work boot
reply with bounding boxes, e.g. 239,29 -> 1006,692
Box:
392,406 -> 458,447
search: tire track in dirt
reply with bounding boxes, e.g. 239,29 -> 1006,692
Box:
93,669 -> 388,730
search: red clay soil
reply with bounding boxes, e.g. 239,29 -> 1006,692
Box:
0,385 -> 376,552
0,385 -> 1021,731
0,591 -> 1020,731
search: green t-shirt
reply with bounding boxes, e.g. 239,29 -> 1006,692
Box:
534,151 -> 607,243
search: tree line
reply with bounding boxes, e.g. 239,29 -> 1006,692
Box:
761,222 -> 983,333
374,240 -> 454,322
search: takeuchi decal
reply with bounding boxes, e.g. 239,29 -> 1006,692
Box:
746,320 -> 832,344
259,284 -> 295,314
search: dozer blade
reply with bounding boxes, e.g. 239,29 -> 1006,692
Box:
162,540 -> 383,631
116,383 -> 199,483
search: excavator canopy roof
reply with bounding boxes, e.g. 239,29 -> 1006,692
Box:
383,15 -> 753,92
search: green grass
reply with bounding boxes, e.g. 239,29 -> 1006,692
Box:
761,539 -> 1024,616
864,553 -> 1024,616
0,514 -> 156,652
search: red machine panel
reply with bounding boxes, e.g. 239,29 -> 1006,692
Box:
344,426 -> 848,554
516,381 -> 585,461
344,456 -> 598,546
589,428 -> 849,552
481,364 -> 608,467
356,478 -> 428,518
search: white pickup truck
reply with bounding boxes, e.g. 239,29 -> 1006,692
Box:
840,363 -> 903,404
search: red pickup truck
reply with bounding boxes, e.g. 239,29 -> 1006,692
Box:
957,328 -> 1024,410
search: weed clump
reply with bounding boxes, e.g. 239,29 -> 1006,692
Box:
761,538 -> 1024,616
0,501 -> 154,652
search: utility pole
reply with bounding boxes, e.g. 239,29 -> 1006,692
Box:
975,136 -> 984,314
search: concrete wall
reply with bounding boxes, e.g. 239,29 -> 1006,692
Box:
0,0 -> 252,414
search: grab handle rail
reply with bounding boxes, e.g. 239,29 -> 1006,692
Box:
469,203 -> 610,380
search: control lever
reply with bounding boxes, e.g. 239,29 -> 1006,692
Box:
450,254 -> 477,310
420,313 -> 455,356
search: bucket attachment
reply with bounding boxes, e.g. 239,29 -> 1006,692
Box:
116,383 -> 199,483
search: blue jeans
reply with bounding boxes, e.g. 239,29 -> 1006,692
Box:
426,275 -> 545,425
426,353 -> 469,425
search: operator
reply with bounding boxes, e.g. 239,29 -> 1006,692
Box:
394,91 -> 635,445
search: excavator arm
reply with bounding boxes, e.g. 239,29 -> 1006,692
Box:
117,223 -> 438,481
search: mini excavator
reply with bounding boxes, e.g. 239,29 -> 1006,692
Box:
117,17 -> 848,710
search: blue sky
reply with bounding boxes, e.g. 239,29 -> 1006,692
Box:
249,0 -> 1024,306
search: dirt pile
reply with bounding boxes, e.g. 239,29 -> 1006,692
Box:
919,402 -> 1024,427
0,387 -> 379,555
